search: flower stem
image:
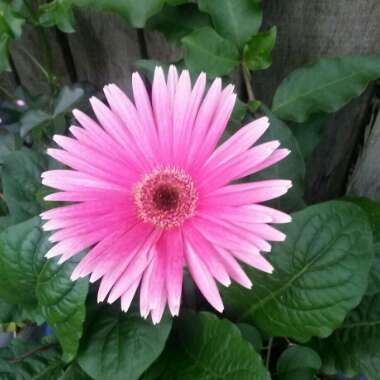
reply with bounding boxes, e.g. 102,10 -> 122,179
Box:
241,62 -> 256,102
8,343 -> 57,364
265,337 -> 273,369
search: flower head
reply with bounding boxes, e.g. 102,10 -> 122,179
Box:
41,66 -> 292,324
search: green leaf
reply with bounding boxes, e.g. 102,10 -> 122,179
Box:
20,109 -> 51,138
1,150 -> 48,222
243,26 -> 277,71
0,129 -> 16,164
272,55 -> 380,123
182,27 -> 239,77
143,312 -> 270,380
73,0 -> 165,28
0,339 -> 60,380
198,0 -> 262,48
37,256 -> 89,362
314,293 -> 380,379
288,114 -> 327,162
147,4 -> 210,42
39,0 -> 76,33
346,197 -> 380,295
222,201 -> 373,342
59,363 -> 92,380
32,360 -> 64,380
236,323 -> 262,352
77,308 -> 172,380
0,3 -> 25,38
277,346 -> 321,380
53,85 -> 85,116
0,217 -> 49,304
0,35 -> 10,72
253,106 -> 305,212
0,298 -> 23,323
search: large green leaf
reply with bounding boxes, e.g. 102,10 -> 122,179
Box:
277,346 -> 321,380
182,27 -> 239,77
0,217 -> 88,361
73,0 -> 165,28
142,312 -> 270,380
0,339 -> 60,380
1,150 -> 48,223
314,293 -> 380,379
272,56 -> 380,123
0,298 -> 23,323
39,0 -> 76,33
147,4 -> 210,42
0,217 -> 49,304
37,256 -> 89,362
222,201 -> 373,341
77,308 -> 172,380
198,0 -> 262,48
253,106 -> 305,212
243,26 -> 277,72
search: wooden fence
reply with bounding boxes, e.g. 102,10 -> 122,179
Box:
1,0 -> 380,203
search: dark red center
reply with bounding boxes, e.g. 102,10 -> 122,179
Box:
153,184 -> 179,211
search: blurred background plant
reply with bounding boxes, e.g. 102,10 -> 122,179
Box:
1,1 -> 380,379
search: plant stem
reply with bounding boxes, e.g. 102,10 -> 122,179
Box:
265,337 -> 273,369
8,343 -> 57,364
241,62 -> 256,102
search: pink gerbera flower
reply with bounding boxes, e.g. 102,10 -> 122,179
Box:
41,66 -> 292,324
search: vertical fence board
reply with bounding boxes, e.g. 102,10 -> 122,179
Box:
67,9 -> 141,94
253,0 -> 380,202
10,25 -> 70,95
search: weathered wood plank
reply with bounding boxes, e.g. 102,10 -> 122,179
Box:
10,25 -> 70,95
347,94 -> 380,201
67,9 -> 141,94
144,30 -> 183,63
253,0 -> 380,202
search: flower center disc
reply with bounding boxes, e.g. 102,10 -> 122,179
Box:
134,167 -> 198,229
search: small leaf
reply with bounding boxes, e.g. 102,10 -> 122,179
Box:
0,217 -> 49,305
0,35 -> 11,72
254,106 -> 306,212
37,255 -> 89,362
143,312 -> 270,380
198,0 -> 262,48
289,114 -> 327,162
20,109 -> 51,138
39,0 -> 76,33
53,85 -> 85,116
73,0 -> 165,28
77,307 -> 172,380
272,55 -> 380,123
314,293 -> 380,379
243,26 -> 277,71
0,129 -> 16,164
247,99 -> 261,113
1,150 -> 49,222
277,346 -> 321,380
147,4 -> 211,42
182,27 -> 239,77
32,361 -> 64,380
223,201 -> 373,342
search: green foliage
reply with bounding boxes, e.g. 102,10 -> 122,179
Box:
142,312 -> 270,380
243,26 -> 277,71
198,0 -> 262,48
36,255 -> 88,362
147,4 -> 211,43
236,323 -> 263,352
77,307 -> 172,380
73,0 -> 165,28
182,27 -> 239,77
253,106 -> 305,212
222,201 -> 373,341
277,346 -> 321,380
272,55 -> 380,122
0,339 -> 60,379
39,0 -> 76,33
